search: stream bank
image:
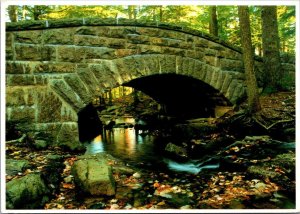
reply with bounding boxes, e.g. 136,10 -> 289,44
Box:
5,91 -> 296,210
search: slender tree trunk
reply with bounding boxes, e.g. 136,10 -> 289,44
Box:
152,8 -> 156,21
209,6 -> 218,36
128,5 -> 133,19
261,6 -> 282,91
33,6 -> 41,20
159,6 -> 163,22
22,5 -> 27,20
133,6 -> 137,20
238,6 -> 261,113
8,5 -> 18,22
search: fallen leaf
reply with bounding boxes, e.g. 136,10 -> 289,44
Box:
62,183 -> 75,189
157,201 -> 166,206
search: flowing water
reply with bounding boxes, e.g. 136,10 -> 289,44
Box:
84,116 -> 295,209
85,116 -> 219,174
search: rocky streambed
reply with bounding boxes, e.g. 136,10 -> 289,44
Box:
5,133 -> 295,210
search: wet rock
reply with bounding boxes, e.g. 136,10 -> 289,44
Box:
6,173 -> 50,209
165,143 -> 187,159
164,193 -> 192,208
247,165 -> 278,179
41,159 -> 65,194
115,186 -> 133,201
33,139 -> 48,149
247,152 -> 295,180
46,154 -> 64,161
228,199 -> 245,209
71,154 -> 115,196
88,202 -> 106,209
133,190 -> 147,208
281,127 -> 295,141
112,166 -> 134,175
6,159 -> 30,176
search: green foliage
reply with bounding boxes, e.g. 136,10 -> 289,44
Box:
5,5 -> 296,54
262,86 -> 278,95
217,6 -> 240,46
279,72 -> 295,91
277,6 -> 296,53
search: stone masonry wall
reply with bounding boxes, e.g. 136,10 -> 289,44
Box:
5,18 -> 295,148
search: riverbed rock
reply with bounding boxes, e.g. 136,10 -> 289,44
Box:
6,159 -> 30,176
115,185 -> 134,201
6,173 -> 50,209
71,154 -> 116,196
133,172 -> 141,178
165,143 -> 187,159
32,139 -> 48,149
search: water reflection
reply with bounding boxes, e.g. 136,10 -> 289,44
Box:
86,121 -> 165,169
85,116 -> 219,173
105,128 -> 137,156
85,135 -> 104,154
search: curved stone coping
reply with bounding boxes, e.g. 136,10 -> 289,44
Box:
6,17 -> 252,58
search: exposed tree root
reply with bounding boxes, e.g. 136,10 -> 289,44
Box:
252,116 -> 294,130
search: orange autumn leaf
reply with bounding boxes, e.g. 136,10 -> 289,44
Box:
153,182 -> 160,188
62,183 -> 75,189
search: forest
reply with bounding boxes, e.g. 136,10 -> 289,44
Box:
7,5 -> 296,54
4,4 -> 297,212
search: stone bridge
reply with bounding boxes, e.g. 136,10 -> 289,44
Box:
5,18 -> 295,149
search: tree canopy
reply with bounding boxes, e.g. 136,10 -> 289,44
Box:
6,5 -> 296,54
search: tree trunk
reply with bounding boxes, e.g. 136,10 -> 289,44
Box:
8,5 -> 18,22
159,6 -> 163,22
133,6 -> 137,20
33,6 -> 41,20
22,5 -> 27,20
238,6 -> 261,113
261,6 -> 282,91
209,6 -> 218,36
128,5 -> 133,19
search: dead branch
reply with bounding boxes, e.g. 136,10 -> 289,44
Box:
6,134 -> 27,144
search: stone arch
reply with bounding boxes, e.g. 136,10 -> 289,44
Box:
49,54 -> 246,115
8,18 -> 272,148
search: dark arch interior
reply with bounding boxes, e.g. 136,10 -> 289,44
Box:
123,73 -> 231,119
77,103 -> 103,143
77,74 -> 231,142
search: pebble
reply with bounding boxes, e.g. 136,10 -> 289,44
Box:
124,204 -> 132,209
133,172 -> 141,178
255,182 -> 266,190
110,199 -> 118,203
110,204 -> 119,210
180,205 -> 191,209
64,175 -> 73,183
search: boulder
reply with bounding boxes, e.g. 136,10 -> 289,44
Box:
71,154 -> 115,196
6,173 -> 50,209
6,159 -> 30,176
165,143 -> 187,159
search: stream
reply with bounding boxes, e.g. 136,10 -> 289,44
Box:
85,127 -> 220,174
83,116 -> 295,209
85,116 -> 221,175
